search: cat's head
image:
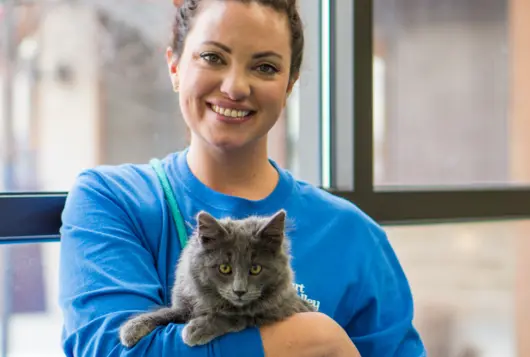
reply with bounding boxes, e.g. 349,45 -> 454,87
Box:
189,209 -> 292,307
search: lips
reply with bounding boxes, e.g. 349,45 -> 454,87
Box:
211,104 -> 251,118
208,103 -> 255,122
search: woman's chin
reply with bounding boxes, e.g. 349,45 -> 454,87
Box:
190,125 -> 267,153
204,135 -> 254,152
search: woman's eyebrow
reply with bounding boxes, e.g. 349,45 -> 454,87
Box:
202,41 -> 283,59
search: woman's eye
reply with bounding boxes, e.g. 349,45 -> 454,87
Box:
256,64 -> 279,75
201,53 -> 223,65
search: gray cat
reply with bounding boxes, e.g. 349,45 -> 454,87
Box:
119,209 -> 315,347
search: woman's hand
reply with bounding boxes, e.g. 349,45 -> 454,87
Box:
260,312 -> 360,357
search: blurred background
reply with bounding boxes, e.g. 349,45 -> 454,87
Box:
1,0 -> 530,356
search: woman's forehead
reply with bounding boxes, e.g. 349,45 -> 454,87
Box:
186,1 -> 291,53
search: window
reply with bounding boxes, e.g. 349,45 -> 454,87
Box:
373,0 -> 530,189
1,1 -> 530,357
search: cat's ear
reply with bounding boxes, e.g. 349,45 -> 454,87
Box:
257,210 -> 286,248
196,211 -> 227,246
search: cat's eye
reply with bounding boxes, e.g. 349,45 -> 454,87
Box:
219,264 -> 232,274
249,264 -> 262,275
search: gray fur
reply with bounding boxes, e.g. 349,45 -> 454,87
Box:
119,209 -> 315,347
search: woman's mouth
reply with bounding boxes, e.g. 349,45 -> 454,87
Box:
208,103 -> 255,123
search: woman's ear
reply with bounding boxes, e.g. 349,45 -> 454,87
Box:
283,73 -> 300,106
166,47 -> 180,92
286,73 -> 300,96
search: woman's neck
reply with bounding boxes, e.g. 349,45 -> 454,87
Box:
186,139 -> 279,201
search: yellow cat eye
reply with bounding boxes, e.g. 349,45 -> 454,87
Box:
219,264 -> 232,274
249,264 -> 262,275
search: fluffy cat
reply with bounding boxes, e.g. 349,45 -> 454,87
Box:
119,209 -> 315,347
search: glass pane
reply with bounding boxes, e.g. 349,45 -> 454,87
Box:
386,220 -> 530,357
0,242 -> 62,356
373,0 -> 530,188
0,2 -> 320,192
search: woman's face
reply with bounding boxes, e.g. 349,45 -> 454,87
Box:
167,0 -> 296,151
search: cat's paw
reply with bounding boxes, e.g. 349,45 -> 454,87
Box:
119,316 -> 155,348
289,297 -> 316,314
182,318 -> 216,347
301,298 -> 317,312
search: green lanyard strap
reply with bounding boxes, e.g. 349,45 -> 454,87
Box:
149,158 -> 188,250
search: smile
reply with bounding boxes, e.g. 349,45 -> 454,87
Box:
209,104 -> 254,120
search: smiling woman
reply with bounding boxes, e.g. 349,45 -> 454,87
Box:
56,1 -> 422,357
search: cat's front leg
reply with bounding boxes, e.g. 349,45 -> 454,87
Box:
120,306 -> 188,348
182,315 -> 247,347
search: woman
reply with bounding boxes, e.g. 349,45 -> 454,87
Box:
58,0 -> 426,356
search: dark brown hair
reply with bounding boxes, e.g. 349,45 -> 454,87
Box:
171,0 -> 304,80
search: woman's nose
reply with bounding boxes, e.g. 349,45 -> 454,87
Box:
220,69 -> 251,101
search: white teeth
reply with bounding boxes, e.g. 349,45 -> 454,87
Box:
211,104 -> 250,118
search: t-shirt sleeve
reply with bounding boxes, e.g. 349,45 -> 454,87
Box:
344,223 -> 427,357
58,169 -> 265,357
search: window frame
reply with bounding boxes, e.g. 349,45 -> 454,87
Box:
329,0 -> 530,225
2,0 -> 530,245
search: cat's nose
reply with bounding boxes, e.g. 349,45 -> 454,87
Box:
233,289 -> 246,297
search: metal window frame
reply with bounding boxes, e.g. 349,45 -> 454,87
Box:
2,0 -> 530,244
327,0 -> 530,225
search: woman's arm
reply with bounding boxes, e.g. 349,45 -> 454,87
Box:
59,168 -> 342,357
344,224 -> 426,357
261,312 -> 360,357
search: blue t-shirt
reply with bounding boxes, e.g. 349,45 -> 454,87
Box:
59,150 -> 426,357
